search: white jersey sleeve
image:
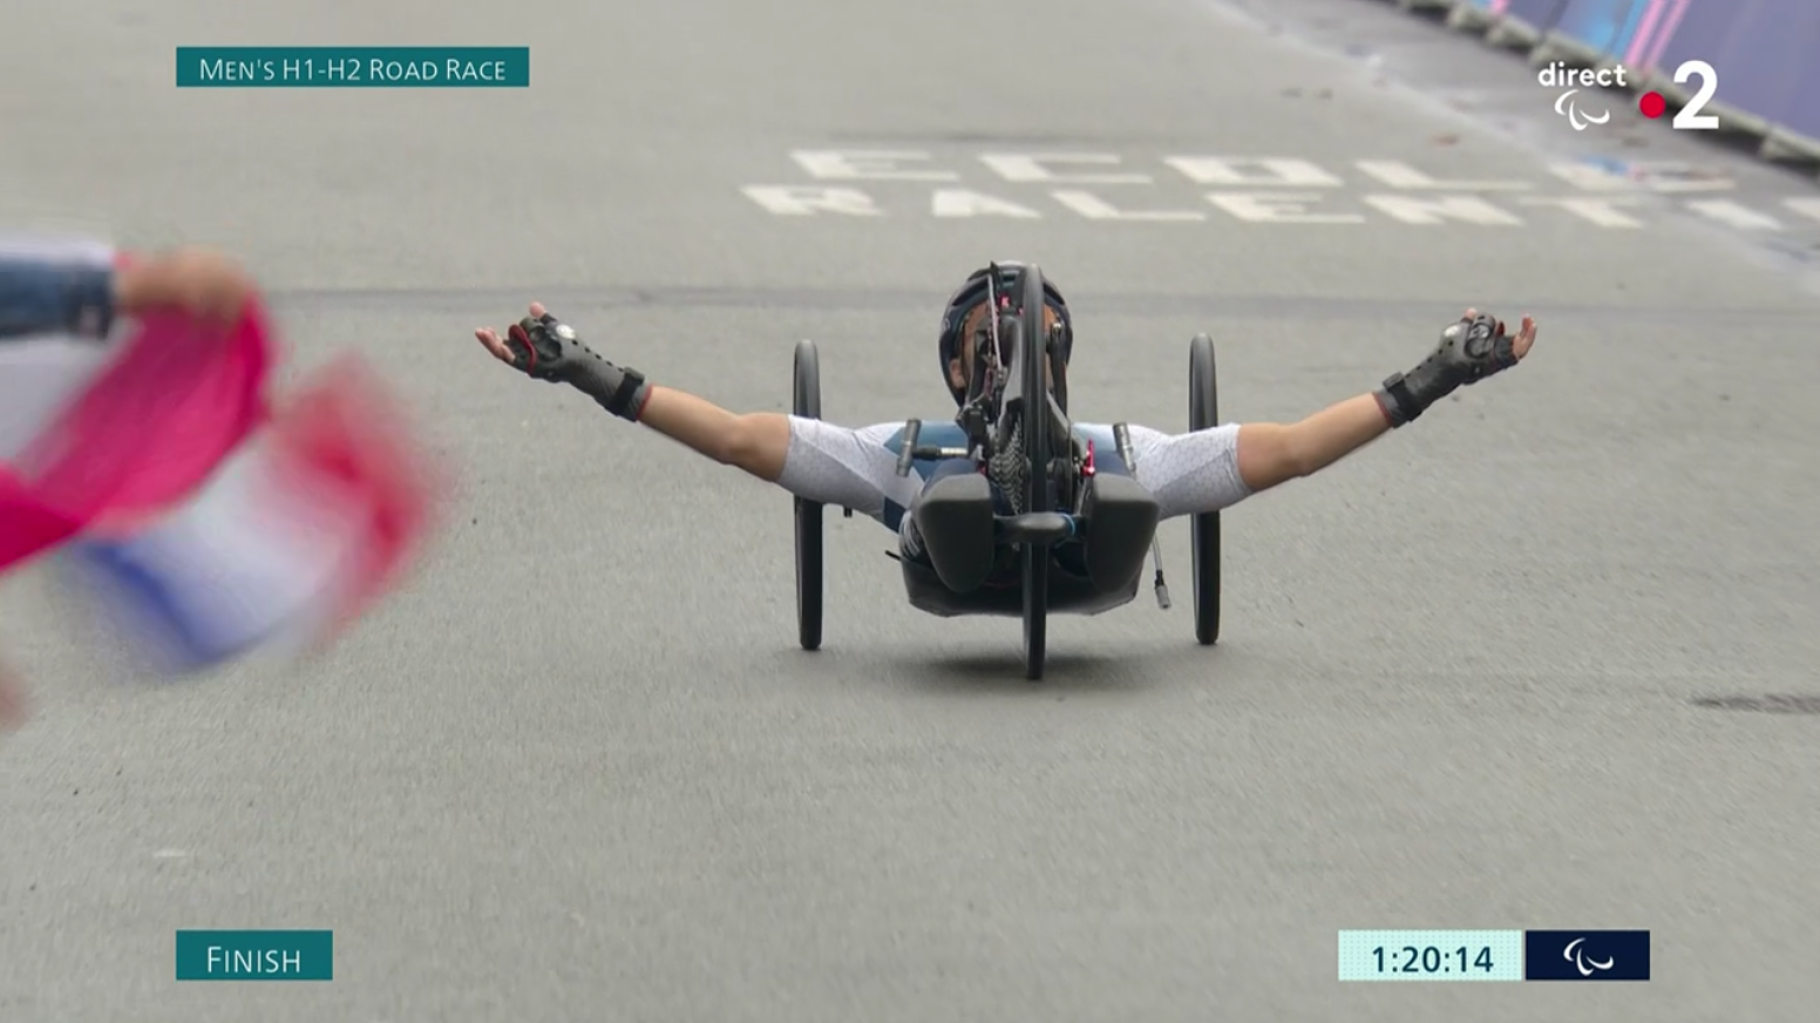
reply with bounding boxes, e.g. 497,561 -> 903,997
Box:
1119,423 -> 1252,519
775,417 -> 923,521
774,416 -> 1254,529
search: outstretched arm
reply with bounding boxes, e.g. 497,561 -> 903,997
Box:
1233,392 -> 1399,493
1138,309 -> 1538,515
475,302 -> 792,479
1241,308 -> 1536,490
620,382 -> 798,483
474,303 -> 908,516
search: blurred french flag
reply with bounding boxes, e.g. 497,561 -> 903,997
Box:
1,236 -> 438,674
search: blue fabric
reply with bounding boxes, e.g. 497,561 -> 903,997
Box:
0,255 -> 114,341
68,542 -> 224,672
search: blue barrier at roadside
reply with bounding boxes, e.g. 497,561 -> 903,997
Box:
1555,0 -> 1647,58
1779,54 -> 1820,145
1494,0 -> 1568,34
1385,0 -> 1820,166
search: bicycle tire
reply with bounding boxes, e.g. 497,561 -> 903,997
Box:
793,339 -> 824,651
1188,334 -> 1220,646
1018,267 -> 1050,680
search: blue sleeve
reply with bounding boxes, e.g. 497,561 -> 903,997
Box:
0,243 -> 117,342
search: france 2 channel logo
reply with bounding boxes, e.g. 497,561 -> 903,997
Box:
1538,59 -> 1719,131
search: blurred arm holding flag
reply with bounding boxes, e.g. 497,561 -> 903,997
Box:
1,235 -> 441,721
0,237 -> 267,569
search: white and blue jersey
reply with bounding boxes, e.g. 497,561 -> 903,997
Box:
775,416 -> 1250,544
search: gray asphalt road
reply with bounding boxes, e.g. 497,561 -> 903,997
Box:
3,0 -> 1818,1020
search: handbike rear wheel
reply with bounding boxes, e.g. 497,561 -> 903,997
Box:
793,339 -> 824,651
1019,267 -> 1051,680
1188,334 -> 1220,646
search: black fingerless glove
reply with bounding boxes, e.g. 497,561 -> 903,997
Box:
1375,312 -> 1520,427
505,312 -> 651,421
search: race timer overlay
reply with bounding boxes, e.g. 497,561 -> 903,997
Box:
1338,929 -> 1650,982
1338,931 -> 1523,982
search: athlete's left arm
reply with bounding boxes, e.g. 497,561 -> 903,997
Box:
1132,309 -> 1539,514
1123,423 -> 1253,519
1129,395 -> 1426,516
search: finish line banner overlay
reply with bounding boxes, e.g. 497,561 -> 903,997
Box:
175,48 -> 529,88
175,930 -> 333,981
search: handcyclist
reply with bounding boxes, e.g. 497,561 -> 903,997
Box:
470,263 -> 1536,585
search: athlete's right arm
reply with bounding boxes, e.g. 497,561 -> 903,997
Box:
636,391 -> 907,515
473,304 -> 906,516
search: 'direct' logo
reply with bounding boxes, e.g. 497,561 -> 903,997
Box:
1538,61 -> 1625,131
1538,59 -> 1722,132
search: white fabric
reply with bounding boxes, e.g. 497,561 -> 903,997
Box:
61,435 -> 369,671
777,417 -> 1251,522
0,237 -> 120,460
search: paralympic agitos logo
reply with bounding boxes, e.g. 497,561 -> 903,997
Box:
1539,61 -> 1626,131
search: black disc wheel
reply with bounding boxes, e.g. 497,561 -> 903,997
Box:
1018,267 -> 1052,680
793,339 -> 824,651
1188,334 -> 1221,646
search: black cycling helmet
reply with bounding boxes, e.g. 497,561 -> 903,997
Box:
937,261 -> 1074,406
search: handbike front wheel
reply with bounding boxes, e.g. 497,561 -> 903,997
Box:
1019,265 -> 1052,681
1188,334 -> 1220,646
793,339 -> 823,651
1022,542 -> 1048,680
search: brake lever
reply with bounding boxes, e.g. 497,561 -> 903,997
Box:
895,419 -> 922,477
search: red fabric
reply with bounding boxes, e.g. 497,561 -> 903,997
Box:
0,299 -> 274,570
261,355 -> 446,643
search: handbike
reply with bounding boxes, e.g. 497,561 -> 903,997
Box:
790,265 -> 1222,677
